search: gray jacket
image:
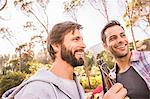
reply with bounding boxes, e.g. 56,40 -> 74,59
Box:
2,69 -> 85,99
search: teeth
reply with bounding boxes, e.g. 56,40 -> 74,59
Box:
75,52 -> 84,57
117,45 -> 125,48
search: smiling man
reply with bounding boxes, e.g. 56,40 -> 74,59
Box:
2,21 -> 86,99
2,21 -> 135,99
101,20 -> 150,99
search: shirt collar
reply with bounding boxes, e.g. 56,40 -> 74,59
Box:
113,51 -> 140,74
130,50 -> 141,62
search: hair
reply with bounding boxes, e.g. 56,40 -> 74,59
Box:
101,20 -> 124,43
47,21 -> 82,61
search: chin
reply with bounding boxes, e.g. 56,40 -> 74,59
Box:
118,52 -> 128,58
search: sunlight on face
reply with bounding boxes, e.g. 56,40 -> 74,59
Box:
104,25 -> 129,58
61,29 -> 85,67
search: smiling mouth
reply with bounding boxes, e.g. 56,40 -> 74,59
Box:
117,45 -> 125,48
74,50 -> 84,59
115,44 -> 127,49
75,52 -> 84,57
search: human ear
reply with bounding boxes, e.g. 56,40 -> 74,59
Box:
103,43 -> 108,50
51,44 -> 60,53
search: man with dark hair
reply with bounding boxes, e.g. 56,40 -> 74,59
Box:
100,20 -> 150,99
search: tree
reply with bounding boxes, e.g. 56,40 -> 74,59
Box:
0,0 -> 7,20
13,0 -> 50,60
96,50 -> 115,69
0,27 -> 19,48
30,34 -> 48,60
123,0 -> 150,50
64,0 -> 85,23
14,0 -> 49,33
88,0 -> 109,22
0,71 -> 26,97
0,54 -> 10,74
0,0 -> 50,74
84,51 -> 96,89
15,43 -> 34,72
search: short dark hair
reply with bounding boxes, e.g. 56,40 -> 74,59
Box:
101,20 -> 124,43
47,21 -> 82,61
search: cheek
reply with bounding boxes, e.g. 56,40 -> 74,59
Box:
67,45 -> 75,53
68,43 -> 77,49
106,41 -> 113,48
125,38 -> 129,43
64,43 -> 72,49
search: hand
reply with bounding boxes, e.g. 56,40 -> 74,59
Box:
103,83 -> 129,99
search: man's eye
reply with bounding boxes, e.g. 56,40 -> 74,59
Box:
73,37 -> 79,41
73,38 -> 77,41
120,33 -> 126,37
109,36 -> 116,41
75,38 -> 79,40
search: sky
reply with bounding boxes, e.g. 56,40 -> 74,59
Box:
0,0 -> 150,55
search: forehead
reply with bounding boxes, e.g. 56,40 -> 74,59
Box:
105,25 -> 124,37
64,29 -> 83,39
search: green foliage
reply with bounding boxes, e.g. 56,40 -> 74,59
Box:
20,63 -> 31,74
80,75 -> 102,89
96,51 -> 115,69
28,60 -> 51,74
0,71 -> 26,97
2,58 -> 32,74
84,51 -> 96,70
143,38 -> 150,51
129,38 -> 150,51
74,66 -> 86,77
64,0 -> 85,12
75,65 -> 102,90
90,66 -> 100,76
123,0 -> 150,27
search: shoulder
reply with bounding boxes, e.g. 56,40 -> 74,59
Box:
131,50 -> 150,59
139,51 -> 150,59
141,51 -> 150,55
15,80 -> 56,99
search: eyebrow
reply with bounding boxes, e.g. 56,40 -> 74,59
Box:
108,32 -> 125,40
120,32 -> 125,35
108,35 -> 116,40
75,35 -> 82,39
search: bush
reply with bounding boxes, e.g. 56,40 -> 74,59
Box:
0,71 -> 26,97
80,75 -> 102,89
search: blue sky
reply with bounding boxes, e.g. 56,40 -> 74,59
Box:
0,0 -> 149,54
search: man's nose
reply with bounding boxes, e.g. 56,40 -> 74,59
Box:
117,36 -> 124,43
80,41 -> 86,49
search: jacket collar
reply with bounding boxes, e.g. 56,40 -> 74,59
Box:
3,69 -> 85,99
35,69 -> 85,99
130,50 -> 141,62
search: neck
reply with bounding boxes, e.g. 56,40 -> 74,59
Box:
115,51 -> 131,73
50,59 -> 74,80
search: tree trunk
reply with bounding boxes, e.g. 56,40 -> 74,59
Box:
131,26 -> 137,50
85,62 -> 92,89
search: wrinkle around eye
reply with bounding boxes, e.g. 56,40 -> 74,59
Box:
109,36 -> 117,42
120,32 -> 126,37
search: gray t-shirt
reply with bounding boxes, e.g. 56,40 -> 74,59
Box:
117,66 -> 149,99
59,77 -> 80,99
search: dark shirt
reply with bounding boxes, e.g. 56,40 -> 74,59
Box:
117,66 -> 149,99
